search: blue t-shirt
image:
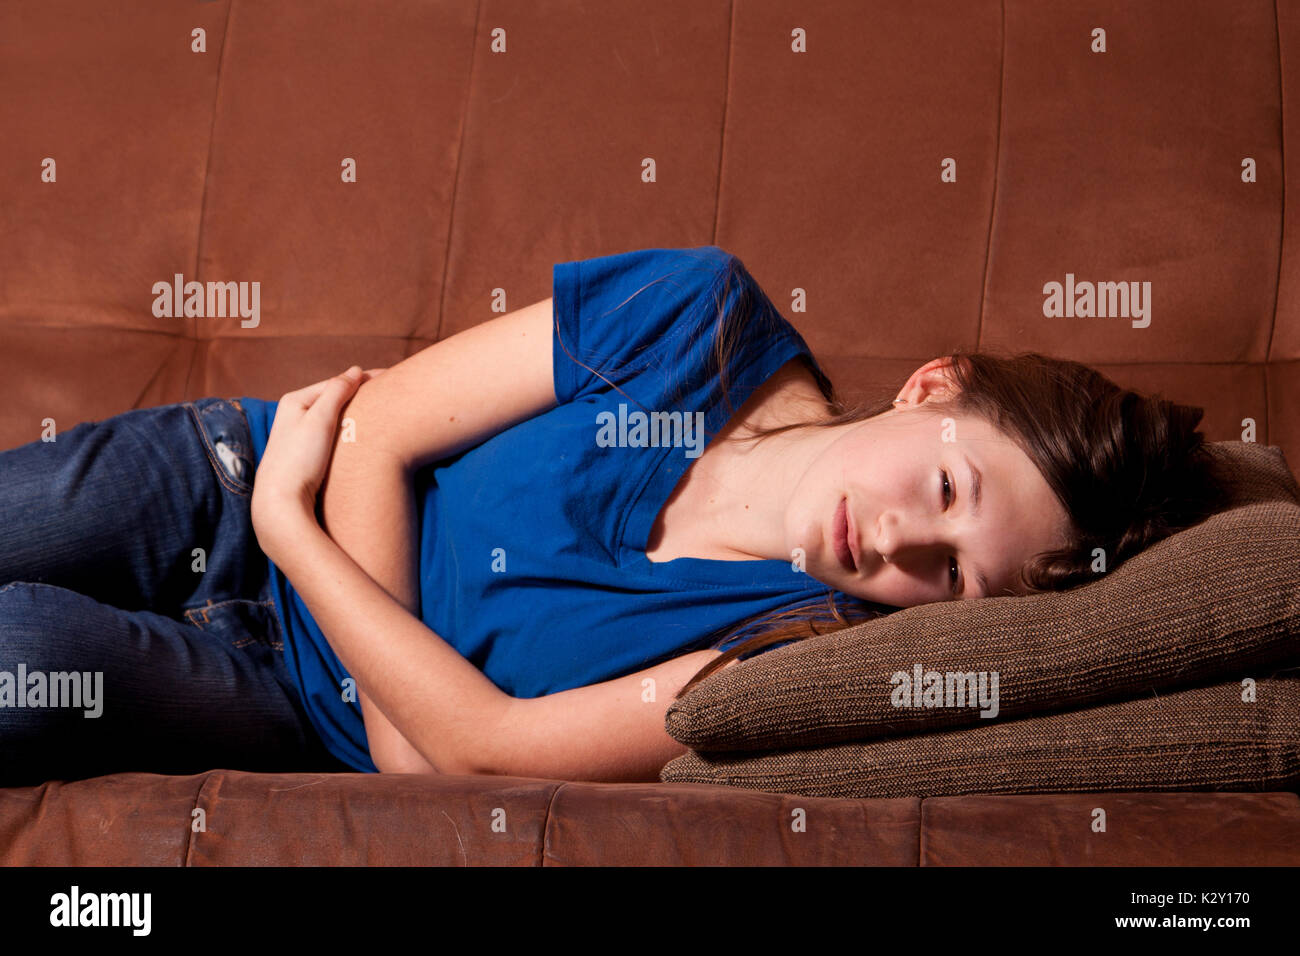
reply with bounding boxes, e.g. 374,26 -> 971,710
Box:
239,245 -> 849,772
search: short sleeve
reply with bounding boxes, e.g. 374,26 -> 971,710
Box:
551,245 -> 737,405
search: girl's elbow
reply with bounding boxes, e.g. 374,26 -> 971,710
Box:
374,752 -> 443,774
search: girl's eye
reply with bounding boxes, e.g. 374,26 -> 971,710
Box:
940,469 -> 960,594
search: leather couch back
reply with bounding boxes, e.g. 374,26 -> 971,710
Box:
2,0 -> 1296,474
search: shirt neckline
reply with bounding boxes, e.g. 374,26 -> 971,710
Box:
623,338 -> 835,589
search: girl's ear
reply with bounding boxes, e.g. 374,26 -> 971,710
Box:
896,356 -> 960,406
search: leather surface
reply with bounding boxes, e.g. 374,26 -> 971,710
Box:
2,0 -> 1298,864
0,0 -> 1296,464
0,772 -> 1296,865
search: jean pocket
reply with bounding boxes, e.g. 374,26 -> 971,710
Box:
183,597 -> 283,652
187,398 -> 255,498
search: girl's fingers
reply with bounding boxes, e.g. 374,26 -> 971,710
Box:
279,366 -> 362,412
302,367 -> 364,429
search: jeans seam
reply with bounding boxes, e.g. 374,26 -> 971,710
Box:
261,593 -> 286,651
0,581 -> 61,594
183,596 -> 276,615
182,597 -> 283,651
185,401 -> 253,498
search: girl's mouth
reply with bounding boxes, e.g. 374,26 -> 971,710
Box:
832,497 -> 857,573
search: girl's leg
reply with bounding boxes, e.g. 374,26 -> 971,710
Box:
0,398 -> 263,619
0,579 -> 346,785
0,396 -> 348,780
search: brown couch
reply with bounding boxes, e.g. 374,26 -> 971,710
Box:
1,0 -> 1297,865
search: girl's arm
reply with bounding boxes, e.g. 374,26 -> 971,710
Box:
317,444 -> 434,772
260,502 -> 511,774
251,366 -> 516,773
256,297 -> 556,770
255,296 -> 737,780
316,398 -> 432,772
264,297 -> 559,771
266,501 -> 734,780
257,393 -> 735,779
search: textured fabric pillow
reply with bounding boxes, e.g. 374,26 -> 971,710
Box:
664,441 -> 1300,753
660,673 -> 1300,797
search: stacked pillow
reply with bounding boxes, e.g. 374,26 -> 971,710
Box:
660,441 -> 1300,796
662,675 -> 1300,797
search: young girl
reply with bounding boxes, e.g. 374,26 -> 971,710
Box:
0,246 -> 1228,785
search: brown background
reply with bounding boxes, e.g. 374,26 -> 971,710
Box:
1,0 -> 1295,473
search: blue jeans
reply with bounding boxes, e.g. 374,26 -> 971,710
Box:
0,397 -> 350,785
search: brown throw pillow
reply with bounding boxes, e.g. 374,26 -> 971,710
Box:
664,441 -> 1300,753
660,673 -> 1300,797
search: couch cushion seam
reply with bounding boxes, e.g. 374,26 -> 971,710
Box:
183,771 -> 218,866
539,781 -> 563,867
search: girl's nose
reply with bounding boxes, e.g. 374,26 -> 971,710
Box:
876,515 -> 946,562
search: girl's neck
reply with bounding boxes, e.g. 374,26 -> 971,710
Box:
646,358 -> 837,563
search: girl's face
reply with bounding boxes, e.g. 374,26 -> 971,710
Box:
784,362 -> 1074,607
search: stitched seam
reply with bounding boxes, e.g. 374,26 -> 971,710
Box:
187,402 -> 242,494
434,0 -> 482,342
183,596 -> 274,614
975,0 -> 1006,350
1267,0 -> 1285,443
186,402 -> 252,496
539,782 -> 563,867
917,797 -> 925,866
191,0 -> 235,346
710,0 -> 733,243
1268,0 -> 1284,367
182,772 -> 217,866
183,599 -> 280,652
182,597 -> 275,623
200,399 -> 256,470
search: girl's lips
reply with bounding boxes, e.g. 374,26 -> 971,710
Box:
832,497 -> 857,572
845,498 -> 859,568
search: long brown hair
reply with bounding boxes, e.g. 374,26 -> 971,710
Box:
551,253 -> 1233,699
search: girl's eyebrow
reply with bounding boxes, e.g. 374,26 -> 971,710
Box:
964,453 -> 983,519
963,453 -> 991,597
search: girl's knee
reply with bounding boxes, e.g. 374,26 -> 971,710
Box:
0,584 -> 107,751
0,581 -> 98,666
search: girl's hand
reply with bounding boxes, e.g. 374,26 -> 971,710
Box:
251,365 -> 384,554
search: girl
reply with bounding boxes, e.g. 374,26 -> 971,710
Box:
0,246 -> 1228,784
